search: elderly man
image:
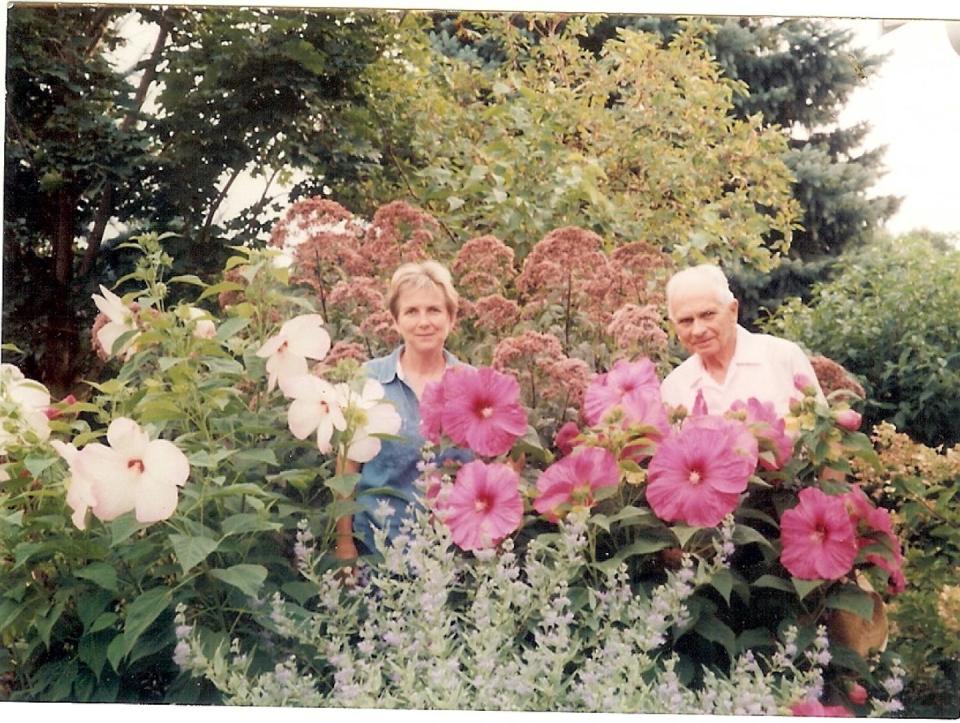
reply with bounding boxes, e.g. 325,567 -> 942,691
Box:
660,264 -> 824,416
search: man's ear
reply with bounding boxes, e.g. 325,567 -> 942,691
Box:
730,299 -> 739,319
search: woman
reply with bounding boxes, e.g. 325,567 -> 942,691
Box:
335,260 -> 467,559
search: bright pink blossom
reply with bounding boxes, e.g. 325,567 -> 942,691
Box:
835,408 -> 863,431
419,376 -> 449,444
583,358 -> 661,426
441,367 -> 527,457
534,447 -> 620,521
780,487 -> 858,580
794,373 -> 815,394
553,421 -> 582,456
645,415 -> 758,528
843,485 -> 906,594
847,682 -> 868,706
791,698 -> 853,717
439,461 -> 523,550
728,397 -> 793,471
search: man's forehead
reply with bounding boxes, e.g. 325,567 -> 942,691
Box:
670,292 -> 729,316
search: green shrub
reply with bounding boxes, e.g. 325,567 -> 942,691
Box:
762,235 -> 960,447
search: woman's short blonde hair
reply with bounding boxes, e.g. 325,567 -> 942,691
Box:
387,260 -> 459,320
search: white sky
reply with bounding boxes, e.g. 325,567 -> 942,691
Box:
838,19 -> 960,237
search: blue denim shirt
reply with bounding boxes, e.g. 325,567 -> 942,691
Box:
353,346 -> 470,551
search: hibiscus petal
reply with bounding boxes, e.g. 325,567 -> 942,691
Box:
134,469 -> 181,523
143,440 -> 190,488
288,398 -> 322,440
78,444 -> 137,521
289,327 -> 331,361
107,417 -> 149,459
347,435 -> 381,463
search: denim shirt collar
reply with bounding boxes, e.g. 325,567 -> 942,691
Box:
366,345 -> 461,385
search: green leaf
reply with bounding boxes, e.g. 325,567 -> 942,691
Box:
33,601 -> 65,648
282,581 -> 320,605
710,568 -> 734,605
169,533 -> 219,574
325,473 -> 360,498
591,536 -> 672,575
24,453 -> 58,478
78,629 -> 113,679
75,562 -> 118,592
198,281 -> 244,302
752,574 -> 794,593
220,513 -> 283,537
671,524 -> 701,548
109,515 -> 145,547
208,565 -> 267,597
168,274 -> 207,287
825,587 -> 876,620
88,612 -> 119,634
106,633 -> 125,673
792,577 -> 824,600
693,613 -> 737,661
121,587 -> 171,658
732,523 -> 774,550
202,356 -> 245,375
232,448 -> 278,467
214,316 -> 251,342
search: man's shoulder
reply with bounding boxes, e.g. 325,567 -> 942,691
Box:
661,354 -> 701,389
747,330 -> 808,360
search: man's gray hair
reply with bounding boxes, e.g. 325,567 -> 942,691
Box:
666,264 -> 735,319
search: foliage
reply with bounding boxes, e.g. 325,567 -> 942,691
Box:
175,509 -> 900,714
0,233 -> 365,702
351,14 -> 800,269
3,6 -> 391,393
852,422 -> 960,718
762,235 -> 960,447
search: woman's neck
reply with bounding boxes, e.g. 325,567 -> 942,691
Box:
399,346 -> 446,377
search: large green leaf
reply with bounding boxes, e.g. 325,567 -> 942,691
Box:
120,587 -> 171,658
208,564 -> 267,597
169,533 -> 219,574
825,587 -> 876,620
75,562 -> 119,592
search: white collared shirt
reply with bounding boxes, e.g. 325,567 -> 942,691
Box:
660,325 -> 825,417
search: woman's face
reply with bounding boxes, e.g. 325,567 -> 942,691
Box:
393,283 -> 454,357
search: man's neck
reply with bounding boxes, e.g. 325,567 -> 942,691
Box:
700,338 -> 737,384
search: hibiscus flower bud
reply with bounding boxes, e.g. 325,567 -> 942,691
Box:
793,373 -> 816,395
836,408 -> 863,431
848,682 -> 868,706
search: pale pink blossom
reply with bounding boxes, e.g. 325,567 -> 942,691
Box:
419,373 -> 453,444
780,487 -> 857,580
534,447 -> 620,521
184,306 -> 216,339
439,461 -> 523,550
91,285 -> 140,359
835,408 -> 863,431
54,418 -> 190,527
605,304 -> 668,354
337,378 -> 402,463
441,367 -> 528,457
50,440 -> 98,530
284,375 -> 347,454
452,235 -> 516,283
646,415 -> 758,528
0,364 -> 52,452
793,373 -> 816,394
257,314 -> 331,393
582,358 -> 661,426
728,397 -> 793,471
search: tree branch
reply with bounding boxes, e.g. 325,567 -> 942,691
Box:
81,14 -> 171,277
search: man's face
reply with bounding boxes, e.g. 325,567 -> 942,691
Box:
669,290 -> 739,363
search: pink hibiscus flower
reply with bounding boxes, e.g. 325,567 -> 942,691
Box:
582,358 -> 661,426
780,487 -> 858,580
645,415 -> 758,528
439,461 -> 523,550
553,421 -> 582,456
419,374 -> 450,444
441,367 -> 528,457
728,397 -> 793,471
791,698 -> 853,717
843,485 -> 906,594
533,447 -> 620,521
